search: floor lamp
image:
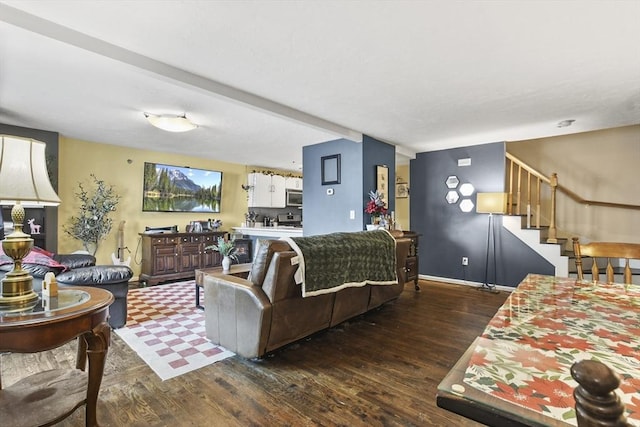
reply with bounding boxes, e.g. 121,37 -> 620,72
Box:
476,193 -> 508,293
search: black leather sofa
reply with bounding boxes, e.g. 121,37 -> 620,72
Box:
0,253 -> 133,328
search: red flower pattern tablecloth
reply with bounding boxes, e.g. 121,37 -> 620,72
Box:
462,274 -> 640,426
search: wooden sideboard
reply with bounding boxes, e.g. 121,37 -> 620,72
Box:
402,231 -> 420,290
139,231 -> 227,286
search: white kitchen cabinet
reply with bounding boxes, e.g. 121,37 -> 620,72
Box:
285,177 -> 303,190
248,173 -> 286,208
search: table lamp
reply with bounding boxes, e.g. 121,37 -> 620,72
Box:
0,135 -> 61,311
476,192 -> 508,292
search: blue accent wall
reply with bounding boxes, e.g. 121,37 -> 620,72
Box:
410,142 -> 554,287
302,135 -> 396,236
362,135 -> 396,224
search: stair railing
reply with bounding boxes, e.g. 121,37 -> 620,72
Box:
506,153 -> 640,245
506,153 -> 558,243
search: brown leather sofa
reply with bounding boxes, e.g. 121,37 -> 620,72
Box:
204,234 -> 410,358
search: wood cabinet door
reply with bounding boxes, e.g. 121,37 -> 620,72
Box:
153,244 -> 178,275
179,242 -> 202,272
202,248 -> 222,268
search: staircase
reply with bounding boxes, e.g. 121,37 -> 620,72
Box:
503,153 -> 640,282
502,215 -> 569,277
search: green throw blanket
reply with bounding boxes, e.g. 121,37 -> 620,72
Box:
283,230 -> 398,297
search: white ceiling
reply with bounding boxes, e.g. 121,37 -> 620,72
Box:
1,1 -> 639,171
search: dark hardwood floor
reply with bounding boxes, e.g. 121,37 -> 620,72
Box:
1,280 -> 508,426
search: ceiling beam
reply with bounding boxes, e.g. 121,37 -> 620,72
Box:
1,4 -> 364,143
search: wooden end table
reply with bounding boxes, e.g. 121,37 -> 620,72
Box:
195,263 -> 252,309
0,287 -> 114,427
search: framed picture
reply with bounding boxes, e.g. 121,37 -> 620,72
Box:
376,165 -> 389,204
143,162 -> 222,212
321,154 -> 341,185
396,182 -> 409,198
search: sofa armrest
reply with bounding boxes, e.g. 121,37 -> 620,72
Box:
204,274 -> 273,359
56,265 -> 132,286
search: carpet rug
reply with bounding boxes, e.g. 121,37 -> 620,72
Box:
115,280 -> 234,381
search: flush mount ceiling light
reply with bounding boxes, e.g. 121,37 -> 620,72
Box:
144,113 -> 197,132
557,119 -> 576,128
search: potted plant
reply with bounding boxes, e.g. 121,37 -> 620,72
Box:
63,174 -> 120,255
206,236 -> 238,272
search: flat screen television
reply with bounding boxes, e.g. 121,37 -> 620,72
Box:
143,162 -> 222,213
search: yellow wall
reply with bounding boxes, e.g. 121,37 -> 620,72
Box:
507,124 -> 640,243
395,164 -> 410,231
57,138 -> 248,278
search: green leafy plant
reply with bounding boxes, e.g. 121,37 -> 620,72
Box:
206,236 -> 238,262
63,174 -> 120,255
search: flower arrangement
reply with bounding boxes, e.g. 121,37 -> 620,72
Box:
206,236 -> 238,262
208,218 -> 222,230
365,190 -> 388,218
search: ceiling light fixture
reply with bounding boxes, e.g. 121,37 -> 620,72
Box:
144,113 -> 198,132
557,119 -> 575,128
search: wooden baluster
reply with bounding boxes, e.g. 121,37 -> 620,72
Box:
571,359 -> 630,427
527,171 -> 531,228
547,172 -> 558,243
517,164 -> 522,215
508,159 -> 514,215
535,178 -> 541,229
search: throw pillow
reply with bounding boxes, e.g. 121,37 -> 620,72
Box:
0,246 -> 67,275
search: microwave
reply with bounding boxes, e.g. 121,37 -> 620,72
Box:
286,190 -> 303,207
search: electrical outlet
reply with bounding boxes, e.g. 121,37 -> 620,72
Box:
462,257 -> 469,266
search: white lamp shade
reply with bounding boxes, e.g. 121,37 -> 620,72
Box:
476,192 -> 507,214
144,113 -> 197,132
0,135 -> 61,205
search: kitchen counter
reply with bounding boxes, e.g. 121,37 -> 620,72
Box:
232,226 -> 303,238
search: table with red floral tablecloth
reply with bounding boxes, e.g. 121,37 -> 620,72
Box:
439,274 -> 640,426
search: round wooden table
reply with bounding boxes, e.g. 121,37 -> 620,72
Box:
0,287 -> 114,427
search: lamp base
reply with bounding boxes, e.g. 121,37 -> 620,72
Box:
0,204 -> 39,312
0,291 -> 39,312
0,268 -> 39,312
477,283 -> 501,294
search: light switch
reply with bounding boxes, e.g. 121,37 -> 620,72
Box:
349,210 -> 355,219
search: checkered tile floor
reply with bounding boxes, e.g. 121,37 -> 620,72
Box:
115,280 -> 234,381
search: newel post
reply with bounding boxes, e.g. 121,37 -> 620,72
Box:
547,172 -> 558,243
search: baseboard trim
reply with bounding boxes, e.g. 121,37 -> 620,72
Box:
419,274 -> 514,293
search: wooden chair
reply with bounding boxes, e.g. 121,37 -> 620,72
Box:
572,237 -> 640,284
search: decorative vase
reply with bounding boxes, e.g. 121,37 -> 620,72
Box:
222,255 -> 231,273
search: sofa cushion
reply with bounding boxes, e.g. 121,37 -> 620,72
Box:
249,240 -> 292,286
